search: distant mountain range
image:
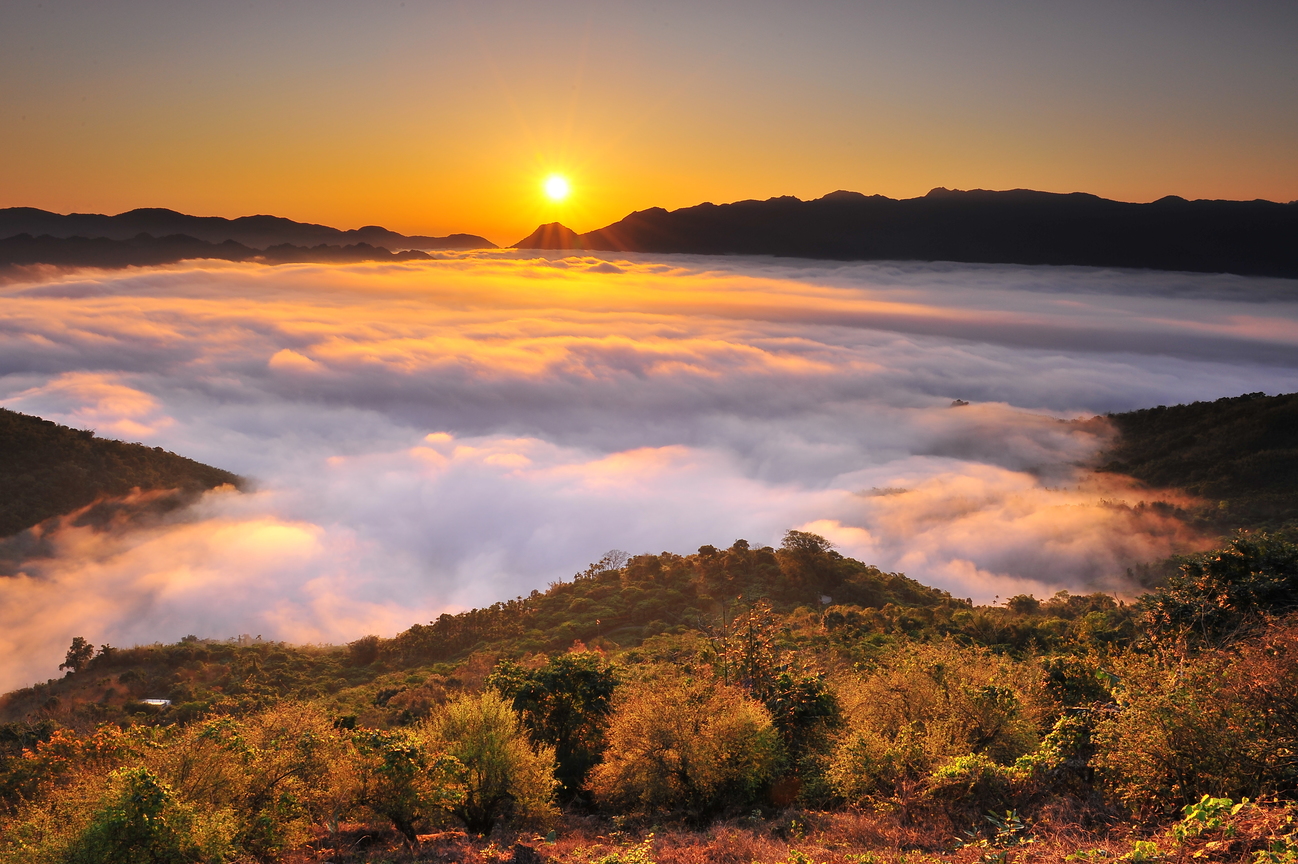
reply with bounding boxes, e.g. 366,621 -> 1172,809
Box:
0,207 -> 495,251
0,233 -> 445,269
515,188 -> 1298,278
6,191 -> 1295,276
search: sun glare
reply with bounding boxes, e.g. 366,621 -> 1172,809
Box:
543,175 -> 571,202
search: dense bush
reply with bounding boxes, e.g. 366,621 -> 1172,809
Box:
350,726 -> 460,843
62,767 -> 234,864
828,641 -> 1052,805
1095,619 -> 1298,816
587,675 -> 782,822
487,651 -> 618,801
430,691 -> 557,835
1141,532 -> 1298,646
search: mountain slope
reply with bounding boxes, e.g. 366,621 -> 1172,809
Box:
0,408 -> 241,539
1102,391 -> 1298,532
515,188 -> 1298,278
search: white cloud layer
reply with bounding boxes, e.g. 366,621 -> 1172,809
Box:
2,252 -> 1297,690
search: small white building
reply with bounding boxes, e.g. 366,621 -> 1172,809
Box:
140,698 -> 171,707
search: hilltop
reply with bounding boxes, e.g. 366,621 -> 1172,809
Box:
0,207 -> 497,272
0,233 -> 449,270
515,188 -> 1298,278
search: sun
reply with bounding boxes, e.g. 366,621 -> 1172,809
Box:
543,174 -> 571,202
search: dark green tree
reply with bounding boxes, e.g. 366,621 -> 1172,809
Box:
487,652 -> 618,802
65,767 -> 216,864
776,530 -> 840,599
1141,532 -> 1298,646
59,636 -> 95,674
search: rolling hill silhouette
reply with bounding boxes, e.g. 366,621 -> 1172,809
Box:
0,233 -> 444,269
0,207 -> 495,252
515,188 -> 1298,278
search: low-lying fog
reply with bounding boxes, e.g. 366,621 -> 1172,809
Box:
2,252 -> 1296,690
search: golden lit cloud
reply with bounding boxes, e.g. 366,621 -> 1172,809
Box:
1,253 -> 1297,689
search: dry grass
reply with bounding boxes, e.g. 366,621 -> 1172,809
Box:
269,798 -> 1298,863
274,807 -> 1146,864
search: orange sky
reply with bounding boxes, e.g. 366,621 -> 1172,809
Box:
3,1 -> 1295,245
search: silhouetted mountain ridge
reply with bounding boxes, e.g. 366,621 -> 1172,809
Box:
515,188 -> 1298,278
0,233 -> 443,270
0,207 -> 495,252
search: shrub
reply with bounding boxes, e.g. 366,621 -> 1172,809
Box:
150,702 -> 345,857
587,675 -> 782,822
63,767 -> 234,864
351,727 -> 460,843
1141,533 -> 1298,647
429,691 -> 557,835
1094,619 -> 1298,814
828,641 -> 1051,805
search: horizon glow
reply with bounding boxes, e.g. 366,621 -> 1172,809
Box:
2,2 -> 1295,243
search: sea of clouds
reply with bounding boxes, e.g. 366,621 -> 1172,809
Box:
1,252 -> 1297,690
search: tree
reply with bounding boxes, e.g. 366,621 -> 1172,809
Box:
828,641 -> 1050,805
487,652 -> 618,802
1141,532 -> 1298,647
776,530 -> 840,599
157,703 -> 355,857
59,637 -> 94,675
351,728 -> 460,844
587,676 -> 782,822
717,601 -> 839,762
430,691 -> 557,835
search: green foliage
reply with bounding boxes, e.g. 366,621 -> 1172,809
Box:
63,767 -> 234,864
1103,391 -> 1298,533
1172,794 -> 1247,842
1141,533 -> 1298,646
1257,837 -> 1298,864
590,834 -> 656,864
715,601 -> 839,762
487,651 -> 618,801
588,675 -> 782,821
430,690 -> 557,835
351,726 -> 460,843
155,702 -> 349,856
1120,840 -> 1162,862
0,408 -> 240,539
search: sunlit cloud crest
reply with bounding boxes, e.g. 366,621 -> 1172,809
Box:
1,252 -> 1296,689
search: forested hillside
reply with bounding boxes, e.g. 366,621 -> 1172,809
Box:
1103,391 -> 1298,533
0,408 -> 241,538
2,396 -> 1297,862
7,527 -> 1295,863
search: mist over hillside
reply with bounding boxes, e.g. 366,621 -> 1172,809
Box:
2,250 -> 1296,695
